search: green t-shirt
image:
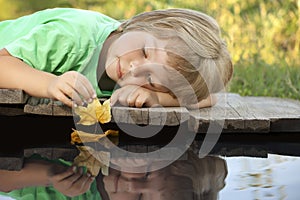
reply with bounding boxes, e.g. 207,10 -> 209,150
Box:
0,7 -> 121,97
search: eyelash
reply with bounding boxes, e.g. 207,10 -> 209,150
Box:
142,47 -> 147,58
147,74 -> 154,87
138,194 -> 143,200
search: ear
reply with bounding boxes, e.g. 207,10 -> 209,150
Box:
188,94 -> 217,109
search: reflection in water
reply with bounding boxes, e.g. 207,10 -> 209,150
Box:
97,149 -> 228,200
1,147 -> 300,199
220,154 -> 300,200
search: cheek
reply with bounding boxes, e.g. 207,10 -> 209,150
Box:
103,175 -> 117,192
105,60 -> 118,81
119,77 -> 147,87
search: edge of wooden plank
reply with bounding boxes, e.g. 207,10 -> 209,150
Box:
24,103 -> 54,115
0,89 -> 29,104
24,147 -> 78,161
0,157 -> 24,170
112,106 -> 189,126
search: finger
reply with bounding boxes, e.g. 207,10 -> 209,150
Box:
48,163 -> 70,176
60,80 -> 85,105
77,74 -> 97,99
62,166 -> 85,187
115,90 -> 131,106
51,166 -> 77,182
55,92 -> 73,107
74,79 -> 95,103
55,82 -> 83,106
78,174 -> 95,193
60,71 -> 93,105
110,88 -> 121,106
127,91 -> 140,107
134,93 -> 147,108
67,90 -> 83,107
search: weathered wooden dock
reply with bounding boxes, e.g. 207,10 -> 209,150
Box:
1,89 -> 300,170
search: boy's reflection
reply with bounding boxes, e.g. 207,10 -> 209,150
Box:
97,149 -> 228,200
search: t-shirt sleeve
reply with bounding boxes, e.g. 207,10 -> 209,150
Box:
5,22 -> 83,75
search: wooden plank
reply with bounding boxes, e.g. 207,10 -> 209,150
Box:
0,106 -> 25,116
0,89 -> 29,104
24,102 -> 53,115
188,93 -> 300,133
112,106 -> 189,126
243,96 -> 300,132
24,147 -> 78,161
190,140 -> 268,157
149,107 -> 189,126
243,96 -> 300,119
226,93 -> 270,132
53,103 -> 72,116
111,107 -> 149,124
0,157 -> 23,170
20,93 -> 300,132
24,98 -> 73,116
188,93 -> 246,133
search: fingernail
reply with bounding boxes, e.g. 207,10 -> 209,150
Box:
110,99 -> 114,106
88,98 -> 93,103
87,173 -> 91,177
72,166 -> 77,173
79,167 -> 84,174
92,94 -> 97,98
73,103 -> 78,108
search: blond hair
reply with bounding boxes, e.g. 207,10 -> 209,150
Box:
118,8 -> 233,105
170,150 -> 228,200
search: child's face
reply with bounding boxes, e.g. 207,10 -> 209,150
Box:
105,31 -> 171,93
102,168 -> 193,200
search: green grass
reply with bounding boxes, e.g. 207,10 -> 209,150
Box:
228,59 -> 300,100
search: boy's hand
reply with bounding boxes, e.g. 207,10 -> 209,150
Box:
49,165 -> 94,197
47,71 -> 96,107
110,85 -> 160,108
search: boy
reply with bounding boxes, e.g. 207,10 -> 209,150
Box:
0,8 -> 232,109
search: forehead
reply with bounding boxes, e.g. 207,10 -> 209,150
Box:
123,31 -> 168,48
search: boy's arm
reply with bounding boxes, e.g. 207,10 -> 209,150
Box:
155,91 -> 180,107
0,48 -> 57,98
0,159 -> 94,197
0,160 -> 53,192
110,85 -> 215,108
0,48 -> 96,107
156,92 -> 216,108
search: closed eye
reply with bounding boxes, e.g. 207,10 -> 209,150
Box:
147,73 -> 154,87
142,47 -> 147,58
138,193 -> 143,200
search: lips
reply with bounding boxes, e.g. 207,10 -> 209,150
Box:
116,58 -> 123,79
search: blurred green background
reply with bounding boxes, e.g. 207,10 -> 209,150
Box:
0,0 -> 299,100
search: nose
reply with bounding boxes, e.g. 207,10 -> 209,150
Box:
128,62 -> 142,77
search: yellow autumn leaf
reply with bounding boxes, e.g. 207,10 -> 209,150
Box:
74,98 -> 111,125
71,129 -> 119,145
73,145 -> 110,176
96,99 -> 111,123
